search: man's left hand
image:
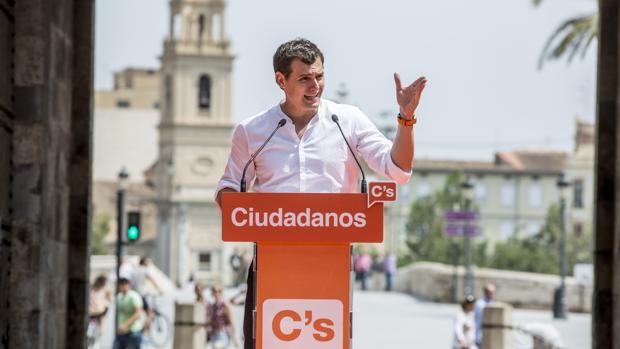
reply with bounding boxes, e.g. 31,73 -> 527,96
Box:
394,73 -> 427,119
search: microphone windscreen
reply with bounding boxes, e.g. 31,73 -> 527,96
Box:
278,118 -> 287,127
331,114 -> 339,122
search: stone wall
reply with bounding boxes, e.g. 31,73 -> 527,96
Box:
594,0 -> 620,347
0,0 -> 94,348
0,0 -> 15,347
382,262 -> 592,312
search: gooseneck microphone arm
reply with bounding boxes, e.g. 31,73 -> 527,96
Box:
240,118 -> 287,192
331,114 -> 367,193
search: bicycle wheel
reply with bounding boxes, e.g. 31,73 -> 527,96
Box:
148,312 -> 171,347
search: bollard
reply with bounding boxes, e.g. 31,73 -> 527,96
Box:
173,302 -> 206,349
481,302 -> 512,349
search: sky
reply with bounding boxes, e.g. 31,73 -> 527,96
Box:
95,0 -> 597,160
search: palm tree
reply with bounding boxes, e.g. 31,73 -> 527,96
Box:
533,0 -> 598,68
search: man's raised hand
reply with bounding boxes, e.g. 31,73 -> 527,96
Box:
394,73 -> 427,119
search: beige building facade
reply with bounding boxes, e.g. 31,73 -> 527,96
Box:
384,121 -> 594,255
96,68 -> 160,110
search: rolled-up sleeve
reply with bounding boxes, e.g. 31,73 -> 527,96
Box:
353,108 -> 412,184
216,123 -> 254,196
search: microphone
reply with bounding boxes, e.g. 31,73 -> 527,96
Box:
331,114 -> 367,193
240,118 -> 287,192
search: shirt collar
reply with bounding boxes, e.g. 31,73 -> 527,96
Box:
276,99 -> 325,126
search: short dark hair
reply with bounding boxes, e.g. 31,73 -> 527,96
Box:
273,38 -> 324,78
118,277 -> 131,285
461,295 -> 476,309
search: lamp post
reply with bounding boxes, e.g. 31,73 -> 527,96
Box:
115,167 -> 129,332
553,173 -> 571,319
461,177 -> 475,297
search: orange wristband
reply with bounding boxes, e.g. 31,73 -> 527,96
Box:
397,113 -> 417,126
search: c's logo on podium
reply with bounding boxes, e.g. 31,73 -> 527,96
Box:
368,181 -> 397,207
272,309 -> 335,342
263,299 -> 342,348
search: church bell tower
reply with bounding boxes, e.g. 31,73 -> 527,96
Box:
155,0 -> 235,285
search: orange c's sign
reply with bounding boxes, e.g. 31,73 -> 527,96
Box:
222,193 -> 383,243
221,192 -> 386,349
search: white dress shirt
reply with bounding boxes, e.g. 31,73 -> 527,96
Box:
216,99 -> 411,195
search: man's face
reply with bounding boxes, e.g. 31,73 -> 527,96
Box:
119,282 -> 130,293
485,286 -> 496,299
276,58 -> 324,115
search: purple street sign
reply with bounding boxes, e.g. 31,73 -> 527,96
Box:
444,224 -> 481,237
445,210 -> 479,221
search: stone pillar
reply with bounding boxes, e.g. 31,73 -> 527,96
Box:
594,0 -> 619,348
481,302 -> 512,349
6,0 -> 95,347
173,303 -> 206,349
65,0 -> 95,348
0,0 -> 14,346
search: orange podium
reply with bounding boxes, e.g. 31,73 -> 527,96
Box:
221,192 -> 386,349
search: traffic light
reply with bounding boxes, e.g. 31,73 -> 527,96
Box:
126,211 -> 141,242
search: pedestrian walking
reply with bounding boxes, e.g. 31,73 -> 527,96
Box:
206,286 -> 239,349
230,249 -> 243,287
113,277 -> 144,349
383,253 -> 397,291
88,275 -> 112,348
354,253 -> 372,290
474,283 -> 496,347
453,295 -> 478,349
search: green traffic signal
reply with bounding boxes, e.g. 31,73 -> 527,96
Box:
127,225 -> 139,241
126,211 -> 141,242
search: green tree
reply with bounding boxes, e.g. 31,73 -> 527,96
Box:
405,172 -> 483,264
405,175 -> 592,275
488,203 -> 592,274
533,0 -> 598,67
91,213 -> 111,255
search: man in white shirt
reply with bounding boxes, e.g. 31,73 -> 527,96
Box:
216,38 -> 426,349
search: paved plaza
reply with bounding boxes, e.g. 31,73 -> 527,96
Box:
229,290 -> 590,349
101,289 -> 590,349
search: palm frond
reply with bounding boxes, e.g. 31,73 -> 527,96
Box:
538,13 -> 598,69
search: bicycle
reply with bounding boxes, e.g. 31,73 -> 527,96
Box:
144,294 -> 172,347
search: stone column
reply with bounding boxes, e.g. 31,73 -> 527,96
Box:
8,0 -> 94,347
0,0 -> 14,345
594,0 -> 619,348
65,0 -> 95,347
173,302 -> 207,349
481,302 -> 512,349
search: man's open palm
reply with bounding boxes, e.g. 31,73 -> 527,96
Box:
394,73 -> 427,119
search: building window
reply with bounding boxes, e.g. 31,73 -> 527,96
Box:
416,181 -> 431,198
500,181 -> 515,208
199,74 -> 211,110
400,184 -> 412,202
573,222 -> 583,237
198,14 -> 206,38
475,183 -> 487,206
165,75 -> 173,113
116,99 -> 130,108
500,221 -> 514,240
526,221 -> 541,237
573,179 -> 584,208
528,183 -> 543,209
198,252 -> 212,271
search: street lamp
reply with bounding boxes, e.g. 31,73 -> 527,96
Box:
461,177 -> 475,297
553,172 -> 571,319
115,167 -> 129,332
